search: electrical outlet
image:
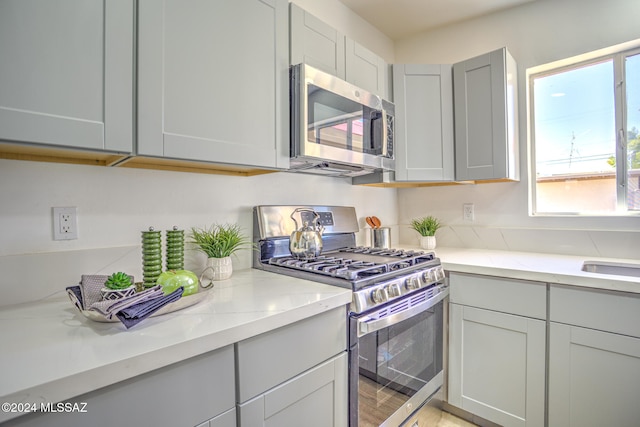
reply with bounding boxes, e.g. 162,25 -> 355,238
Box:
53,207 -> 78,240
463,203 -> 475,222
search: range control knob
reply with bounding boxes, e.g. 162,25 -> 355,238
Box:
371,287 -> 388,304
422,270 -> 433,283
386,283 -> 401,298
405,276 -> 420,290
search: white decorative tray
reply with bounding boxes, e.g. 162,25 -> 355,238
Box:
69,287 -> 210,323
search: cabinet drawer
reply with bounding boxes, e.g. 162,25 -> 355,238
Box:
550,285 -> 640,338
449,272 -> 546,319
236,306 -> 347,403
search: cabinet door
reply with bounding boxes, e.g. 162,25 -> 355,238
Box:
238,352 -> 348,427
449,304 -> 545,427
196,408 -> 236,427
549,323 -> 640,427
345,39 -> 389,98
289,3 -> 345,79
392,64 -> 454,181
0,0 -> 133,153
453,47 -> 518,181
138,0 -> 289,169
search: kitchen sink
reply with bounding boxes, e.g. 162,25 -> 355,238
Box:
581,260 -> 640,278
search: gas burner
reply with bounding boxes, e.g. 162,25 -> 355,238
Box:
340,247 -> 430,258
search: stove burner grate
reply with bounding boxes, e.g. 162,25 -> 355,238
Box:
266,247 -> 435,282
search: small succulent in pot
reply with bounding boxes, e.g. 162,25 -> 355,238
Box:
101,272 -> 136,300
104,272 -> 134,290
410,216 -> 442,237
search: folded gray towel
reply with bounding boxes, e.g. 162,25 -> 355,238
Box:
80,274 -> 109,308
116,287 -> 183,329
66,286 -> 83,311
88,285 -> 164,319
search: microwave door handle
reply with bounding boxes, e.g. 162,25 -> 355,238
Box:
381,110 -> 389,157
357,289 -> 447,337
369,110 -> 389,157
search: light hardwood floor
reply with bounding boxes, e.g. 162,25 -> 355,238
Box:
358,375 -> 478,426
410,404 -> 478,427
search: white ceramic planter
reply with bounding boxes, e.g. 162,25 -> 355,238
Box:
419,236 -> 437,250
200,256 -> 233,287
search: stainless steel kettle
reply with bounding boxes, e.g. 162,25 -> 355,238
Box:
289,208 -> 324,258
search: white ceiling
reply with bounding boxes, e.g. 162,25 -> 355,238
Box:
338,0 -> 538,40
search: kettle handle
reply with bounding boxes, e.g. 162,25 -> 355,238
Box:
290,208 -> 320,226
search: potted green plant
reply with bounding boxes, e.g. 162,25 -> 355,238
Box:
410,216 -> 442,249
190,223 -> 251,283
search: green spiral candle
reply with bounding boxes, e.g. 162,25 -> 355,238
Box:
141,226 -> 162,288
165,226 -> 185,271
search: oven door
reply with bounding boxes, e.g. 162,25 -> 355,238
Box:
349,286 -> 448,427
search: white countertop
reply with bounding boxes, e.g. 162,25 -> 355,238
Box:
1,247 -> 638,423
0,269 -> 351,423
430,246 -> 640,294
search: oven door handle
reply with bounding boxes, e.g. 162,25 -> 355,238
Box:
357,288 -> 447,337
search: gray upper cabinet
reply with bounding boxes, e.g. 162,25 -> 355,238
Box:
137,0 -> 289,170
453,47 -> 519,181
289,4 -> 389,99
345,39 -> 389,99
290,3 -> 345,79
0,0 -> 134,153
392,64 -> 454,181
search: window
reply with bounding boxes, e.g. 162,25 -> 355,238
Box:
529,44 -> 640,215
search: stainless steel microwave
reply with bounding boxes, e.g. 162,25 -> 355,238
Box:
290,63 -> 395,177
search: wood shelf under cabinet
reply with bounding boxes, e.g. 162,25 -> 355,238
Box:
0,141 -> 278,177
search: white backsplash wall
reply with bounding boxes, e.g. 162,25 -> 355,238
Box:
0,159 -> 398,306
396,0 -> 640,258
398,183 -> 640,258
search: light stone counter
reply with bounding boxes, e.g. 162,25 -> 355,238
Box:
0,269 -> 351,423
425,246 -> 640,294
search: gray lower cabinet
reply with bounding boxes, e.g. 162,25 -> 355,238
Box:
548,285 -> 640,427
448,273 -> 545,427
196,408 -> 237,427
0,0 -> 133,153
137,0 -> 289,170
238,353 -> 347,427
392,64 -> 454,181
236,306 -> 348,427
453,47 -> 519,181
4,345 -> 236,427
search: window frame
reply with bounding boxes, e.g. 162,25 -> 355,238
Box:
527,40 -> 640,217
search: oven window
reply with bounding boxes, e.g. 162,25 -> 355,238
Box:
355,302 -> 443,426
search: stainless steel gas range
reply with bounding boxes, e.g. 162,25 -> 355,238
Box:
253,205 -> 448,427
